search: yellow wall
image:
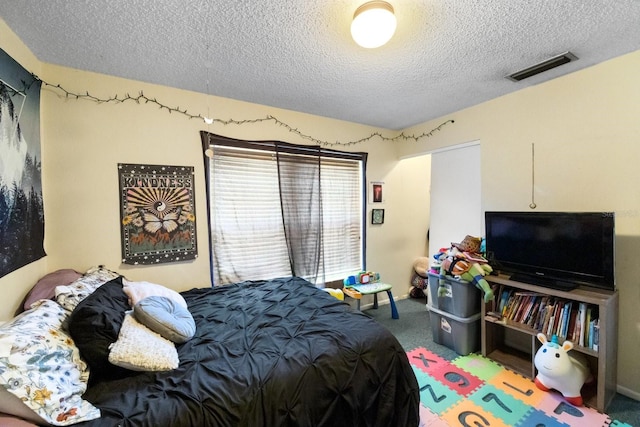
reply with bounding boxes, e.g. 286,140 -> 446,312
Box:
0,18 -> 431,321
0,19 -> 47,317
40,61 -> 430,300
398,50 -> 640,398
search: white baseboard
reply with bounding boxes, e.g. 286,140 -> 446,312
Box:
617,384 -> 640,401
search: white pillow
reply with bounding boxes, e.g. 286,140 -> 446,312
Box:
108,312 -> 179,371
0,300 -> 100,426
122,279 -> 187,308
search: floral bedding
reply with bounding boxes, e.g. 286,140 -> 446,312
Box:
0,266 -> 119,426
0,300 -> 100,425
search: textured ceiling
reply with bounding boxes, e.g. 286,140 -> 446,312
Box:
1,1 -> 640,130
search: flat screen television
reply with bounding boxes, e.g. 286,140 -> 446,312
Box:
484,211 -> 615,291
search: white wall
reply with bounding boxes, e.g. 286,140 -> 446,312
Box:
428,143 -> 481,257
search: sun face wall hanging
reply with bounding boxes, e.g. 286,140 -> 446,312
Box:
118,163 -> 197,265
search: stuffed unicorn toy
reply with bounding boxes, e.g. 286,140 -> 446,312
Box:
534,333 -> 592,406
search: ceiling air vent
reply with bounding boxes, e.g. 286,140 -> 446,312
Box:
506,51 -> 578,82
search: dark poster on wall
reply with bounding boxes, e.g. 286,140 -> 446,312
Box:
0,48 -> 45,278
118,163 -> 198,265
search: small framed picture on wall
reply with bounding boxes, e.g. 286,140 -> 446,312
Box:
372,208 -> 385,225
370,181 -> 384,203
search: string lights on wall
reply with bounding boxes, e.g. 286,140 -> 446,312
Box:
24,74 -> 454,147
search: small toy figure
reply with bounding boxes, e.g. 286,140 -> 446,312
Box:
534,333 -> 592,406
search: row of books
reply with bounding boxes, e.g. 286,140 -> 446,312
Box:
494,287 -> 600,350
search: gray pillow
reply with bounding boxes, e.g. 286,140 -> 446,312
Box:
133,296 -> 196,344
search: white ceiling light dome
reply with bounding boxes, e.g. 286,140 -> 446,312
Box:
350,1 -> 397,49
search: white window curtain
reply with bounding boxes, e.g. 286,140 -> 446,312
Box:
201,132 -> 366,286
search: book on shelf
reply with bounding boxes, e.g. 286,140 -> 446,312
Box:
491,284 -> 502,314
536,296 -> 552,329
508,293 -> 522,321
541,303 -> 554,334
526,297 -> 540,327
520,295 -> 538,325
577,302 -> 587,346
588,308 -> 600,350
558,302 -> 567,338
531,300 -> 542,329
546,305 -> 557,336
585,307 -> 592,347
562,301 -> 573,339
567,304 -> 578,341
592,319 -> 600,351
506,292 -> 543,324
513,294 -> 529,322
551,302 -> 564,337
490,287 -> 602,349
498,287 -> 512,315
504,291 -> 520,320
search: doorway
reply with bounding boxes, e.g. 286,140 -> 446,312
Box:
428,142 -> 482,258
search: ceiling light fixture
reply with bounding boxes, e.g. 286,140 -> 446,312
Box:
351,1 -> 397,49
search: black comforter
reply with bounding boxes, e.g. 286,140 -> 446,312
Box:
77,277 -> 419,427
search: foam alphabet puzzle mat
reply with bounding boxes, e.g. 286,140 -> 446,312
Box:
406,347 -> 631,427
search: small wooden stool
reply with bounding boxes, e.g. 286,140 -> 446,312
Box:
343,283 -> 399,319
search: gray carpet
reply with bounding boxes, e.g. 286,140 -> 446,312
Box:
366,297 -> 639,426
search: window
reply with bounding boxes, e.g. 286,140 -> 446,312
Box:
201,133 -> 366,286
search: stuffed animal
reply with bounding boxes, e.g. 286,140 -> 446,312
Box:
410,257 -> 430,298
430,248 -> 448,274
534,333 -> 592,406
459,262 -> 494,302
441,256 -> 494,303
439,236 -> 494,303
413,257 -> 430,278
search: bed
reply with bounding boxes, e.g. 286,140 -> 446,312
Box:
0,268 -> 420,427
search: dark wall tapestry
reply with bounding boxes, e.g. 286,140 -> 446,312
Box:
118,163 -> 197,265
0,48 -> 45,279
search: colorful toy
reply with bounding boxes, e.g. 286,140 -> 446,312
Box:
439,236 -> 494,302
343,275 -> 357,286
459,262 -> 494,302
358,271 -> 372,284
433,247 -> 448,264
343,271 -> 380,287
534,333 -> 592,406
428,248 -> 448,275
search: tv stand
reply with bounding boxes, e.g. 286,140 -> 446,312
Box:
481,274 -> 618,411
508,273 -> 577,291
